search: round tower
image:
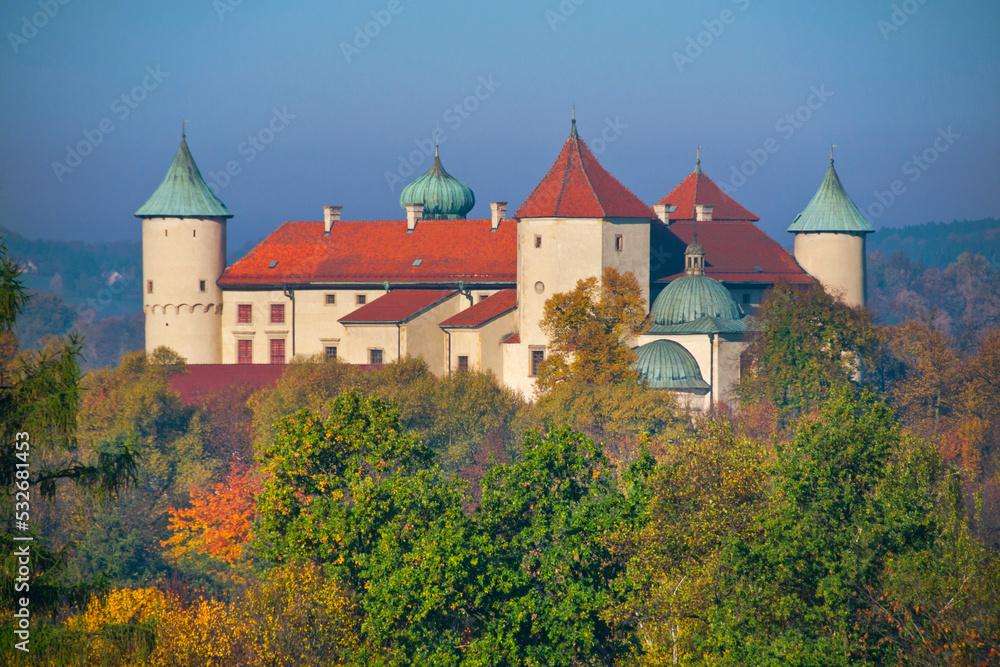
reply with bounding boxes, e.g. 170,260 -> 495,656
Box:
135,131 -> 233,364
787,156 -> 874,307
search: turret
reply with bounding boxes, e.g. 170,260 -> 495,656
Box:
135,130 -> 232,363
788,154 -> 874,307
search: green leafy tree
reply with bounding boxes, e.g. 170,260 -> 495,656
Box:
699,390 -> 960,665
538,267 -> 649,393
736,282 -> 882,424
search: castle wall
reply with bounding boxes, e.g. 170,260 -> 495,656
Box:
793,232 -> 867,307
142,216 -> 226,364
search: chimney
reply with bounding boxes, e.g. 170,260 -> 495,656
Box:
652,204 -> 669,224
695,204 -> 714,222
490,202 -> 507,230
323,206 -> 342,235
404,203 -> 424,232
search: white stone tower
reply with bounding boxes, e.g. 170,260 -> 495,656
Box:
135,130 -> 232,363
508,115 -> 653,395
788,155 -> 874,307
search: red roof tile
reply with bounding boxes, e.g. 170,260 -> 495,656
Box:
501,332 -> 520,344
439,289 -> 517,328
650,220 -> 814,285
219,219 -> 516,286
656,170 -> 760,222
168,364 -> 286,405
514,131 -> 652,219
339,289 -> 456,324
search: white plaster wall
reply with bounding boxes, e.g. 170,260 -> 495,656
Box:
793,232 -> 867,307
143,216 -> 226,363
444,309 -> 517,380
402,294 -> 463,375
601,219 -> 651,308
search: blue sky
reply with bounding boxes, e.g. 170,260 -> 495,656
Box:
1,0 -> 997,250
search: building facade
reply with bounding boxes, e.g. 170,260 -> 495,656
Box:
136,119 -> 872,405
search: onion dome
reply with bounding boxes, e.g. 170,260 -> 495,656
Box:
650,237 -> 742,327
634,340 -> 710,392
787,157 -> 874,233
399,145 -> 475,220
135,132 -> 233,218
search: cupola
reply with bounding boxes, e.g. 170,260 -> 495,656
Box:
399,144 -> 475,220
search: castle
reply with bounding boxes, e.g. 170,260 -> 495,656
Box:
136,118 -> 873,405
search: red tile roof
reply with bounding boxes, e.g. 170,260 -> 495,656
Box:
650,220 -> 814,285
168,364 -> 286,405
339,289 -> 456,324
514,130 -> 652,219
439,289 -> 517,328
219,219 -> 516,287
501,332 -> 520,344
655,170 -> 760,222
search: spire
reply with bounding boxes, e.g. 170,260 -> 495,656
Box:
695,145 -> 702,173
570,106 -> 577,137
135,134 -> 233,218
787,155 -> 874,233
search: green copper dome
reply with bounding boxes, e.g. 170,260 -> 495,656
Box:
399,146 -> 475,220
634,340 -> 710,392
135,136 -> 233,218
787,160 -> 874,233
651,276 -> 742,326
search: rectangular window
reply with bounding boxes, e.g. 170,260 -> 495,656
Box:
477,293 -> 488,303
325,346 -> 338,360
325,294 -> 336,305
199,280 -> 206,292
742,294 -> 750,304
369,349 -> 383,365
356,294 -> 367,305
530,349 -> 545,377
147,280 -> 153,294
270,303 -> 285,324
237,340 -> 252,364
457,355 -> 469,370
270,339 -> 285,365
615,234 -> 623,252
534,235 -> 542,248
237,304 -> 252,324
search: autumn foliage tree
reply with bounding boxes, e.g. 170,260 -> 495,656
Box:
538,267 -> 648,393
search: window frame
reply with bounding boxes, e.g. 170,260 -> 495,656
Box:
237,304 -> 253,324
270,303 -> 285,324
237,339 -> 252,364
270,338 -> 286,365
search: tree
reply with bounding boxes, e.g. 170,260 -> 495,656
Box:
736,281 -> 883,424
538,267 -> 648,393
697,390 -> 992,665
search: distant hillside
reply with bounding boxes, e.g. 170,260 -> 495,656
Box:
868,218 -> 1000,269
0,224 -> 142,318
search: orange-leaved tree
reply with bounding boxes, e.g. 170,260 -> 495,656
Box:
537,267 -> 648,394
163,463 -> 262,567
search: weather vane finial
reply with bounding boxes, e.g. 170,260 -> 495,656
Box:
570,105 -> 577,136
182,119 -> 187,139
435,123 -> 440,157
696,145 -> 704,173
831,144 -> 838,164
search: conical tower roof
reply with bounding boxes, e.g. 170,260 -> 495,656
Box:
399,145 -> 475,220
514,117 -> 651,219
135,135 -> 233,218
787,159 -> 874,233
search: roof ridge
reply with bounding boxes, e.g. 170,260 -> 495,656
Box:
574,135 -> 607,217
